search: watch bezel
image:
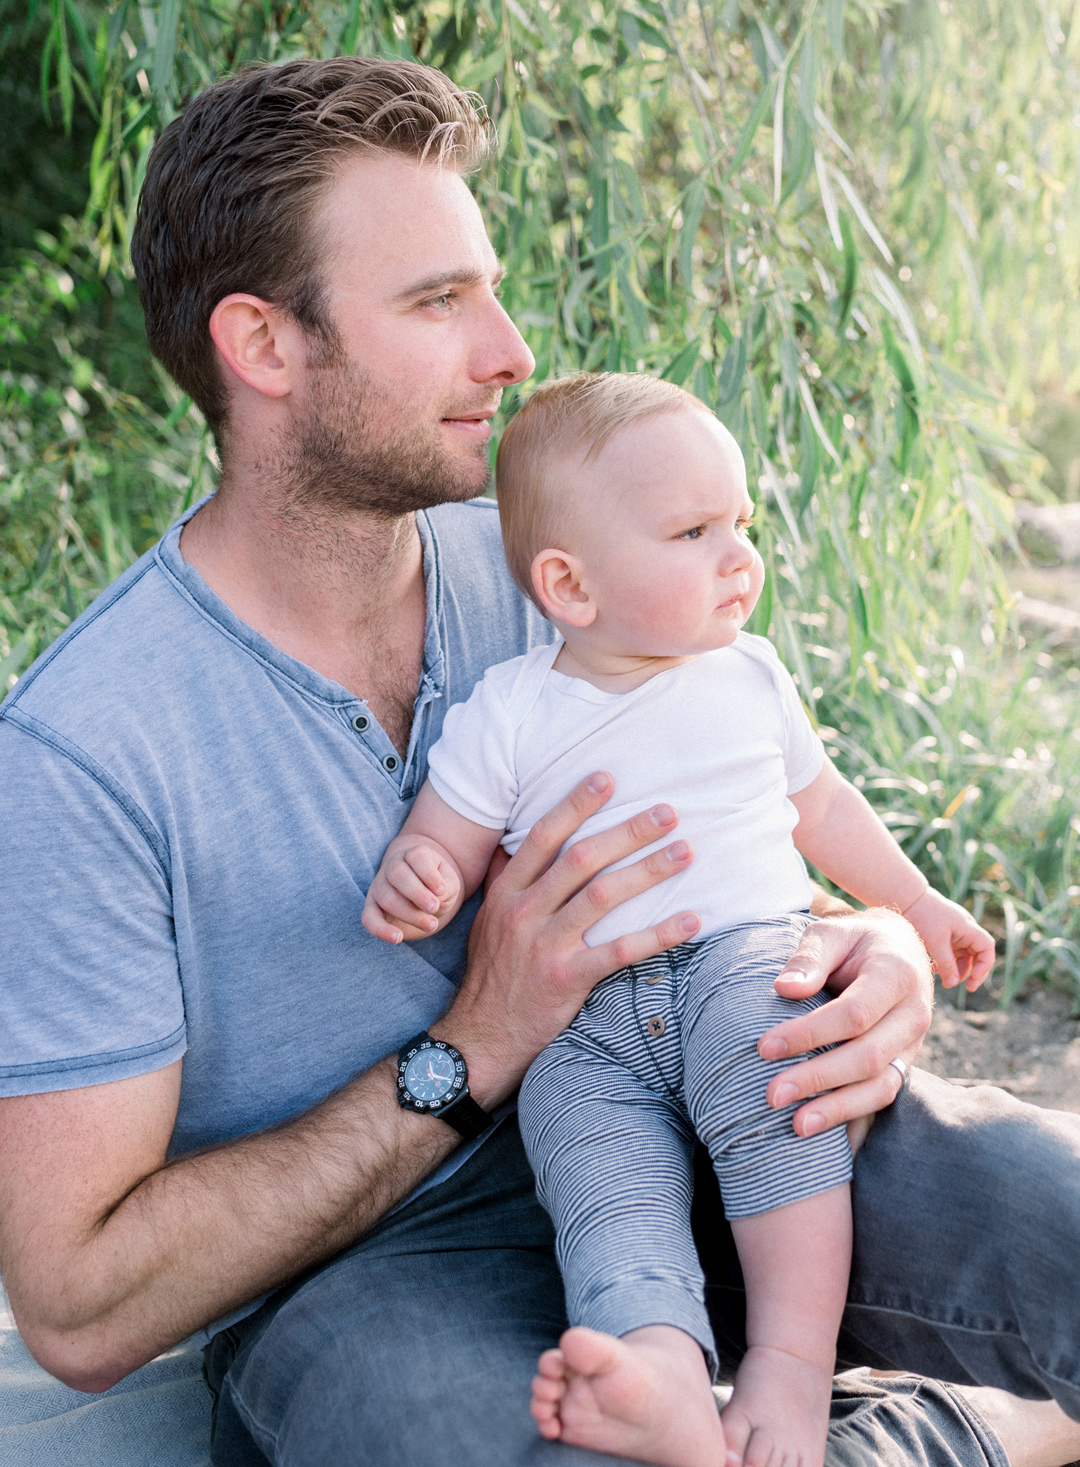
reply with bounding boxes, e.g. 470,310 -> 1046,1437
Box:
397,1035 -> 467,1113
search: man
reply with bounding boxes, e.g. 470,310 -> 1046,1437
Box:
0,57 -> 1078,1467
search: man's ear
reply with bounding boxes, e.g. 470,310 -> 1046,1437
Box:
208,294 -> 299,401
531,548 -> 596,627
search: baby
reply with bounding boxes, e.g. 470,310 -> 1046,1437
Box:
363,373 -> 993,1467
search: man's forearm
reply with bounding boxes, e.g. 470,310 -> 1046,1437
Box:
5,1055 -> 457,1391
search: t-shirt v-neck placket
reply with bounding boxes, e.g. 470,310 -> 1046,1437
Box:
317,512 -> 449,800
155,499 -> 448,802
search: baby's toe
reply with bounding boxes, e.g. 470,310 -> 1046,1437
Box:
536,1347 -> 568,1381
742,1427 -> 779,1467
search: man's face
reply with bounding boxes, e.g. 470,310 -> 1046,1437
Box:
281,151 -> 535,517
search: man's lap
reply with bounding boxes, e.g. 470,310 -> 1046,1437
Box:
210,1074 -> 1080,1465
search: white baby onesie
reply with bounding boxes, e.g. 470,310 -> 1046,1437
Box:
426,631 -> 825,947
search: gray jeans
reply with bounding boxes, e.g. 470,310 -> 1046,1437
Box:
205,1069 -> 1080,1465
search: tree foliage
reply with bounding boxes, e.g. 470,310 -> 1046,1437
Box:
4,0 -> 1080,990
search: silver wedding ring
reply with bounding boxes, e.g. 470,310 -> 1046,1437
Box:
889,1056 -> 909,1082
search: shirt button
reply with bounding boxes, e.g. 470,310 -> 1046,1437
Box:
646,1016 -> 666,1038
352,714 -> 370,732
383,755 -> 399,772
645,974 -> 663,986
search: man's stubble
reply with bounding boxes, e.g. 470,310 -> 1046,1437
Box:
277,336 -> 495,521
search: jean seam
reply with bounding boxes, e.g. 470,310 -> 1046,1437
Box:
930,1381 -> 1011,1467
226,1374 -> 284,1463
845,1300 -> 1080,1393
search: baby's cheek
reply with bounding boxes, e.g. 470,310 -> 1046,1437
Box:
744,552 -> 766,611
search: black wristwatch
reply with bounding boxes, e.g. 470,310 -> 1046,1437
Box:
396,1032 -> 494,1140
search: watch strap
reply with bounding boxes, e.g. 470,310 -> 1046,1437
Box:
434,1090 -> 494,1140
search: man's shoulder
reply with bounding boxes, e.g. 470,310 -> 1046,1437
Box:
423,496 -> 505,582
423,498 -> 554,674
1,530 -> 218,770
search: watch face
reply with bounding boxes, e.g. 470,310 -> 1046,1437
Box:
404,1046 -> 458,1103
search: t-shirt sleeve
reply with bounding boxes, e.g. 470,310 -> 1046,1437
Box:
771,655 -> 827,795
0,721 -> 186,1096
425,670 -> 518,831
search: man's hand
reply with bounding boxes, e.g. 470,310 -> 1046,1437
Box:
757,909 -> 934,1141
437,771 -> 700,1107
901,888 -> 995,991
362,834 -> 464,943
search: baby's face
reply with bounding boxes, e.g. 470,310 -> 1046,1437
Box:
570,407 -> 764,658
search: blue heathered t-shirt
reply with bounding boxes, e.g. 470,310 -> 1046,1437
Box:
0,497 -> 554,1163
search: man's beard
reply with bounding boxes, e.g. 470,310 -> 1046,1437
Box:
277,344 -> 494,519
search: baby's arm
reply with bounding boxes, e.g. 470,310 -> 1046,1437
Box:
790,759 -> 995,990
362,781 -> 503,945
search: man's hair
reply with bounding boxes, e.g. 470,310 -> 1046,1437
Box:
131,58 -> 494,436
496,372 -> 712,606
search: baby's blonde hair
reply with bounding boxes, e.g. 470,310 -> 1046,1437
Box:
496,372 -> 713,607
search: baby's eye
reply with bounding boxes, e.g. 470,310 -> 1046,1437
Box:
679,525 -> 705,541
737,517 -> 756,533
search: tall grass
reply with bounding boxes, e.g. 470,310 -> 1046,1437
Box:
4,0 -> 1080,997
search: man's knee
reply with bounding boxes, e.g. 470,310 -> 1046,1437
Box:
221,1247 -> 572,1466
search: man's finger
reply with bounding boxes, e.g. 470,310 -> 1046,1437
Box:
575,910 -> 702,990
760,971 -> 898,1061
764,1008 -> 921,1111
502,773 -> 616,891
553,837 -> 693,939
787,1064 -> 907,1139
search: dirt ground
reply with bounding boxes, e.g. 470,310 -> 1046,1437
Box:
919,982 -> 1080,1113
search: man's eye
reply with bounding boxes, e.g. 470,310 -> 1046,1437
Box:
424,293 -> 453,310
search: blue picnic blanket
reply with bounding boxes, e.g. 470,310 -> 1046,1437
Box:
0,1281 -> 212,1466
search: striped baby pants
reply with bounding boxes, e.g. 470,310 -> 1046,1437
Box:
518,913 -> 853,1365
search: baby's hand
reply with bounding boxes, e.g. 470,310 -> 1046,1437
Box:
902,888 -> 996,991
362,836 -> 464,945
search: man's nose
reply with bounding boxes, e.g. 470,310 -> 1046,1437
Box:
472,297 -> 535,387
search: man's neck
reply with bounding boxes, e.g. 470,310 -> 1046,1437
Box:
180,476 -> 427,756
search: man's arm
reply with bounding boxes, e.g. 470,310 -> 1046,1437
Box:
0,775 -> 697,1392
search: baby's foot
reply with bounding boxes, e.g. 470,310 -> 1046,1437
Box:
720,1345 -> 832,1467
530,1323 -> 726,1467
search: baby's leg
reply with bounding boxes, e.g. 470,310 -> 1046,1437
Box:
520,1031 -> 725,1467
725,1186 -> 851,1467
682,917 -> 854,1467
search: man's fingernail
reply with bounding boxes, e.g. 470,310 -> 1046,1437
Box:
802,1112 -> 825,1136
773,1082 -> 797,1105
667,841 -> 690,861
651,804 -> 676,827
587,773 -> 610,794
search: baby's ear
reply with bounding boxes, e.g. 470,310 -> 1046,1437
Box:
531,548 -> 596,627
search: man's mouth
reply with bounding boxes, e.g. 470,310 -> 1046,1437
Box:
440,408 -> 497,439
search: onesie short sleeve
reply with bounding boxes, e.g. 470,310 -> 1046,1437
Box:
736,635 -> 825,795
425,660 -> 522,830
0,721 -> 186,1096
772,656 -> 826,794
